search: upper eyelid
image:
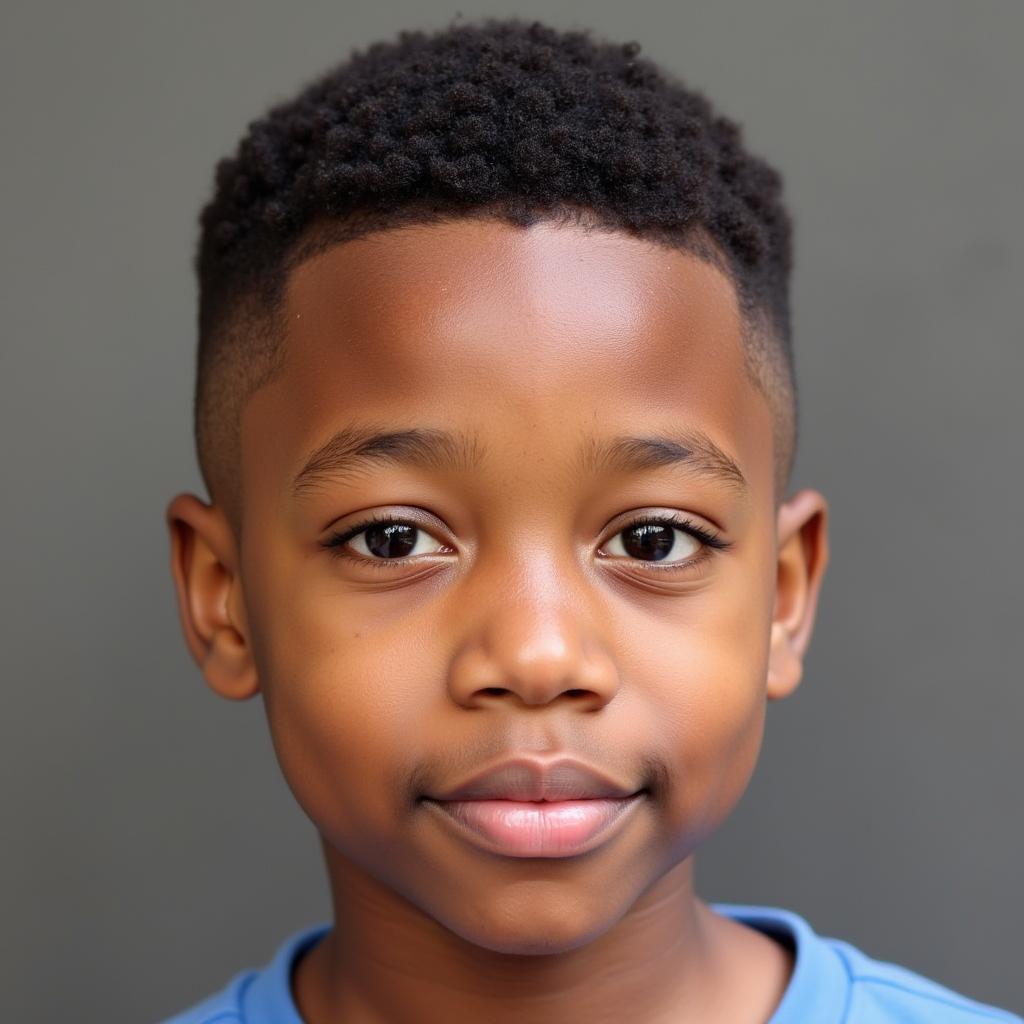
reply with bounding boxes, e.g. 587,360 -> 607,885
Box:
330,509 -> 442,538
599,512 -> 725,546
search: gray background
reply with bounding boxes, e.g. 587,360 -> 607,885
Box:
2,2 -> 1021,1021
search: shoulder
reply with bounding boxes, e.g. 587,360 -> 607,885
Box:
831,937 -> 1022,1023
711,903 -> 1021,1024
157,923 -> 331,1024
159,969 -> 257,1024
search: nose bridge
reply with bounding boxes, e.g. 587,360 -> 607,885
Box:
447,541 -> 620,709
494,559 -> 582,677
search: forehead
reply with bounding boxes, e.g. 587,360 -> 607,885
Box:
241,219 -> 775,508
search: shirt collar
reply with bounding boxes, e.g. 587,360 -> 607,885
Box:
243,903 -> 849,1023
711,902 -> 850,1024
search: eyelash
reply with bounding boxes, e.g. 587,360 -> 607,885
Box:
321,512 -> 730,573
604,513 -> 730,573
322,513 -> 450,572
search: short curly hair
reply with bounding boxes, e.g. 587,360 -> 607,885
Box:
195,18 -> 796,522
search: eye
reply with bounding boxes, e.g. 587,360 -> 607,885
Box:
324,515 -> 449,562
600,515 -> 727,566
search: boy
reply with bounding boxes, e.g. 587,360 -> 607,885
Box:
163,19 -> 1020,1023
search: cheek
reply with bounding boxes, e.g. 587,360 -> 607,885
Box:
628,568 -> 774,851
244,567 -> 437,846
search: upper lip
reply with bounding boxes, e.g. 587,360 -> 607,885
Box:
427,756 -> 641,802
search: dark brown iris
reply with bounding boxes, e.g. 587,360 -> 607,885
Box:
364,523 -> 418,558
620,524 -> 675,561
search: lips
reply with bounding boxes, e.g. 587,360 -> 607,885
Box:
423,756 -> 645,858
428,755 -> 639,802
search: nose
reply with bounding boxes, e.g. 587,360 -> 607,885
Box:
446,565 -> 621,711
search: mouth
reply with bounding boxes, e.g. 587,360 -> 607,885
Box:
423,793 -> 646,858
422,754 -> 647,858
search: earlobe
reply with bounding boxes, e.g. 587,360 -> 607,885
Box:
165,493 -> 260,701
766,489 -> 829,702
766,621 -> 803,701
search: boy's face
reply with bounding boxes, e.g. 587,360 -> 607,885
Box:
168,220 -> 827,955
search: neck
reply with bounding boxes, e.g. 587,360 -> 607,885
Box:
292,845 -> 788,1024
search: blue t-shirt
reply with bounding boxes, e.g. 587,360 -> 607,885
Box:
162,903 -> 1021,1023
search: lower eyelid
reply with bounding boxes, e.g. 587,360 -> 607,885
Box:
597,547 -> 708,570
635,549 -> 712,572
600,549 -> 717,587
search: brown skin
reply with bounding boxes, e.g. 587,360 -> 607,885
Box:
167,220 -> 828,1023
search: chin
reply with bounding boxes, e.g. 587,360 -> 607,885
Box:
431,888 -> 628,957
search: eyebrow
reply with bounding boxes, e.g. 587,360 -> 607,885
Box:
292,426 -> 484,497
291,424 -> 746,497
578,431 -> 747,492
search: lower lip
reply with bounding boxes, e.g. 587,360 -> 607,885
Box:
424,795 -> 644,858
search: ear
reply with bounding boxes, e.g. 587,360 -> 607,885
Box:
766,488 -> 829,701
165,492 -> 259,700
